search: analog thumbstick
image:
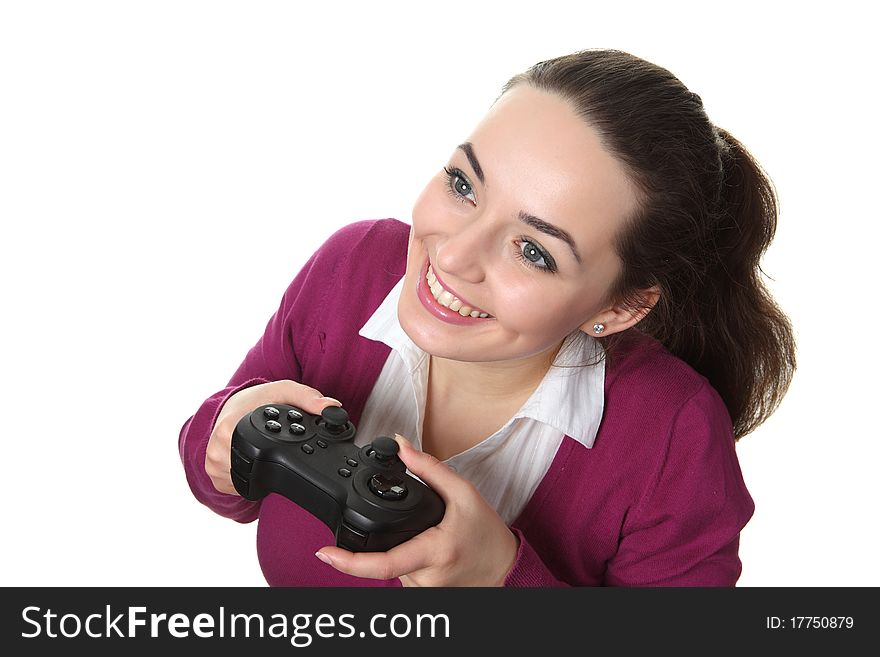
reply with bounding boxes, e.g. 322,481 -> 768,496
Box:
321,405 -> 349,434
371,436 -> 399,462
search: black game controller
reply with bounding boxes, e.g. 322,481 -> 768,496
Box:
230,403 -> 446,552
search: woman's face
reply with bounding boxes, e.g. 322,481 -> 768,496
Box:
398,84 -> 643,364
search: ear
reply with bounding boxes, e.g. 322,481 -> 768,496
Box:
578,285 -> 661,336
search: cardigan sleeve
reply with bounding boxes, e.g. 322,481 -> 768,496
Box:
503,528 -> 571,587
178,225 -> 347,522
603,382 -> 756,586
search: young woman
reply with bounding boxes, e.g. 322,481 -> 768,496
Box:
179,48 -> 796,587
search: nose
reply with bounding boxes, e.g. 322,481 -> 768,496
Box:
433,216 -> 495,284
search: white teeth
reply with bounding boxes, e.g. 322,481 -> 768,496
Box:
426,263 -> 491,318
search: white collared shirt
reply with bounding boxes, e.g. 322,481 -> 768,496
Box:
356,275 -> 606,525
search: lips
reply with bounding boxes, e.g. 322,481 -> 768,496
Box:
426,260 -> 492,318
416,257 -> 494,326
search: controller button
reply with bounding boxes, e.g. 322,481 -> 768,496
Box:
287,409 -> 303,422
265,420 -> 282,433
368,473 -> 408,500
230,470 -> 250,497
337,524 -> 368,550
289,423 -> 306,435
346,458 -> 358,467
231,447 -> 253,473
302,443 -> 315,454
263,407 -> 280,420
337,468 -> 352,478
316,440 -> 328,448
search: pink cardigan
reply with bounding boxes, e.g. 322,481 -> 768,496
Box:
179,218 -> 755,586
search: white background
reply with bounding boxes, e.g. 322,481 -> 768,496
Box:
1,0 -> 877,586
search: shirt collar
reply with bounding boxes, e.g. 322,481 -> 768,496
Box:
358,275 -> 605,448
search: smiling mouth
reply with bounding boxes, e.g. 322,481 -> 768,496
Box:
425,260 -> 493,318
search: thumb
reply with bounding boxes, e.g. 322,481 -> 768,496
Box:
393,434 -> 461,498
270,379 -> 342,416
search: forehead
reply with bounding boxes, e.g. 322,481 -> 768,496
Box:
464,85 -> 640,257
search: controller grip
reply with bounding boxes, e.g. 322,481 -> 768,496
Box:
231,438 -> 348,532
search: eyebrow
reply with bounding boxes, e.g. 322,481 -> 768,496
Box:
456,142 -> 583,265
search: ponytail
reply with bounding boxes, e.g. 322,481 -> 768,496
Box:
686,127 -> 797,439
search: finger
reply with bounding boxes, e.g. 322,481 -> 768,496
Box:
273,380 -> 343,415
315,534 -> 433,581
393,434 -> 463,499
205,461 -> 238,495
214,478 -> 238,495
206,437 -> 230,471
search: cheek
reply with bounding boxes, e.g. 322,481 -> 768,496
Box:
494,279 -> 565,328
494,278 -> 596,337
411,177 -> 448,235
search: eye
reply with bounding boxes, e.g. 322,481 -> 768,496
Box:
443,166 -> 476,205
443,164 -> 558,275
515,238 -> 557,274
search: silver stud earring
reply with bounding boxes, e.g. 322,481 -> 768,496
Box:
593,323 -> 605,334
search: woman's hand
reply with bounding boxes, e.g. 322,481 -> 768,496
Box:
205,379 -> 341,495
315,434 -> 520,586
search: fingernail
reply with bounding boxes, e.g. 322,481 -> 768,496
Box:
320,397 -> 342,405
315,551 -> 334,566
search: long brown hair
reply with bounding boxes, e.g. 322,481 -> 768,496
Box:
500,49 -> 796,440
